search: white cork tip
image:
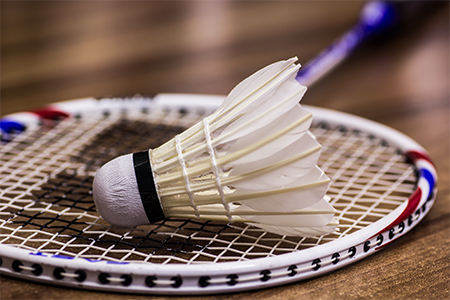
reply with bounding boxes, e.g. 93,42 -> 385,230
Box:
93,153 -> 150,227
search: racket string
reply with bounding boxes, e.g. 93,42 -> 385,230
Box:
312,123 -> 416,238
0,110 -> 417,264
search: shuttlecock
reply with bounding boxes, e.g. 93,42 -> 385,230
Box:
93,57 -> 338,237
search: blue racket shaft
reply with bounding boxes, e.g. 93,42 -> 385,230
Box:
295,0 -> 436,86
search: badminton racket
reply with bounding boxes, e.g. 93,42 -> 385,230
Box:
0,1 -> 437,295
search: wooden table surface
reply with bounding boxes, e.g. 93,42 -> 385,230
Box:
1,1 -> 449,299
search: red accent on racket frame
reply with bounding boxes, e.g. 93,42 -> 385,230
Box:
32,108 -> 70,120
406,150 -> 434,166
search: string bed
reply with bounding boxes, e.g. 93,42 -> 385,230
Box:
0,102 -> 416,265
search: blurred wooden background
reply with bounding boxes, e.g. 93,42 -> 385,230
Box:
1,1 -> 449,299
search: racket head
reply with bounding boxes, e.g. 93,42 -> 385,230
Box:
0,94 -> 437,294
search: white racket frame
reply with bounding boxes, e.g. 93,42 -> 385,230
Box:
0,94 -> 437,295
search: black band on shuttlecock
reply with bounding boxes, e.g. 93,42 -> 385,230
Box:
133,151 -> 165,223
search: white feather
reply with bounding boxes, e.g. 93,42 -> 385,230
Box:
223,106 -> 312,166
216,57 -> 300,115
240,196 -> 336,227
216,78 -> 307,145
228,132 -> 321,189
232,167 -> 330,211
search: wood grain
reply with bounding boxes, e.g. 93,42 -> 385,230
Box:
1,1 -> 448,299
